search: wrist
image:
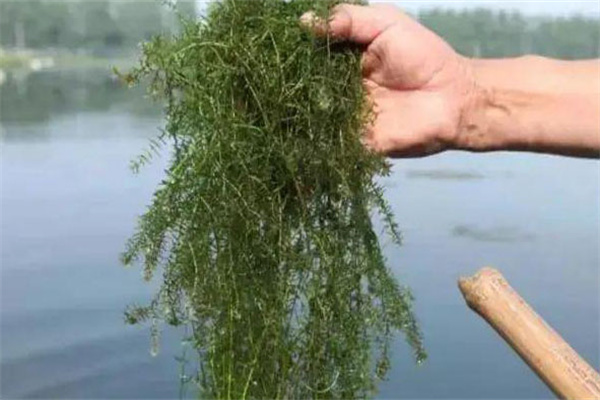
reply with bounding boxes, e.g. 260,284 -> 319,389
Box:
453,58 -> 499,152
455,56 -> 600,157
456,57 -> 539,153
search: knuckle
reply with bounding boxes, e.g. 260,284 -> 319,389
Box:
329,5 -> 354,37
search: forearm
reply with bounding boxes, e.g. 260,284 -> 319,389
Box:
459,56 -> 600,158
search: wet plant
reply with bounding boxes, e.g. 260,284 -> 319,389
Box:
120,0 -> 425,398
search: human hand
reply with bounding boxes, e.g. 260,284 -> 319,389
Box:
301,4 -> 477,157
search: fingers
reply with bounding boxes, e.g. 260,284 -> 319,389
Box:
360,51 -> 380,77
301,4 -> 401,44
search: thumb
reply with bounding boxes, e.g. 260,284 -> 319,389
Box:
301,4 -> 401,44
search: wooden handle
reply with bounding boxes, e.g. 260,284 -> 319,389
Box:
458,267 -> 600,400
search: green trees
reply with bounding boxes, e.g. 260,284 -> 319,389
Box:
0,1 -> 597,60
531,16 -> 600,59
0,1 -> 195,52
0,1 -> 71,49
419,8 -> 600,59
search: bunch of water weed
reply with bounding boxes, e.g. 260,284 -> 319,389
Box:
120,0 -> 425,397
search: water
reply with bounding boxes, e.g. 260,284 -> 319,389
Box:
1,69 -> 598,399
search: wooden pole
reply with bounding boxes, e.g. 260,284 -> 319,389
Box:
458,267 -> 600,400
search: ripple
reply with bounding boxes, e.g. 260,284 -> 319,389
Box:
451,224 -> 535,243
405,169 -> 485,181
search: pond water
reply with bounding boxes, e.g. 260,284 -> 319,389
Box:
1,69 -> 598,399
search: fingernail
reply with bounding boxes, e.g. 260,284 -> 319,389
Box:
300,11 -> 327,35
300,11 -> 316,26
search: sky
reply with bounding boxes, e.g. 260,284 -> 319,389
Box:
396,0 -> 600,17
195,0 -> 600,18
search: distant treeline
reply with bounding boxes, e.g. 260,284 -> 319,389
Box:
0,1 -> 598,59
0,0 -> 195,54
419,9 -> 600,59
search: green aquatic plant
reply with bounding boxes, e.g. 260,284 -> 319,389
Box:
121,0 -> 425,397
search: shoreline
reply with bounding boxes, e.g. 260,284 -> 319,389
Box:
0,49 -> 136,74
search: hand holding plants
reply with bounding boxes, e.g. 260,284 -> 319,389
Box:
303,3 -> 600,159
302,4 -> 477,157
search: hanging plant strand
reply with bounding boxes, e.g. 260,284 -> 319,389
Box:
120,0 -> 425,398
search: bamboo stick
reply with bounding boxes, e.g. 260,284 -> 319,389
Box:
458,267 -> 600,400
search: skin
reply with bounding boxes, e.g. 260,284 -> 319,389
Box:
301,4 -> 600,159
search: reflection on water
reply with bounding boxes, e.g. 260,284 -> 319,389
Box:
0,68 -> 158,131
451,225 -> 536,243
405,169 -> 485,181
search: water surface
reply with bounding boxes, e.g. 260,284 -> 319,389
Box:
1,70 -> 598,399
